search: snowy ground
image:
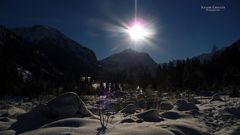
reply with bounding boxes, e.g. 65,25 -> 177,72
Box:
0,92 -> 240,135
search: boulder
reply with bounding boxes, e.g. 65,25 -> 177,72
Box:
160,111 -> 182,119
37,92 -> 94,118
41,118 -> 87,128
120,118 -> 136,123
159,102 -> 174,110
176,100 -> 188,106
186,109 -> 200,116
210,93 -> 224,102
136,109 -> 164,122
119,104 -> 136,114
11,92 -> 96,134
176,99 -> 198,111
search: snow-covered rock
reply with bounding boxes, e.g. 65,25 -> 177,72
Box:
120,104 -> 136,114
159,102 -> 174,110
37,92 -> 94,118
176,99 -> 188,106
41,118 -> 92,128
160,111 -> 183,119
136,109 -> 164,122
120,116 -> 143,123
210,93 -> 224,102
176,99 -> 198,111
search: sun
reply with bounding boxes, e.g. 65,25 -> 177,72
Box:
128,23 -> 147,40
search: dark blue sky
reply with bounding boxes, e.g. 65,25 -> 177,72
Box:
1,0 -> 240,63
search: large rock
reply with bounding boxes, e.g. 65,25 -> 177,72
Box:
160,111 -> 183,119
11,92 -> 96,134
136,109 -> 164,122
37,92 -> 94,118
159,102 -> 174,110
119,104 -> 136,114
40,118 -> 98,128
176,100 -> 188,106
210,93 -> 224,102
176,99 -> 198,111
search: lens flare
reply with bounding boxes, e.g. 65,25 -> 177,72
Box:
128,23 -> 147,40
126,19 -> 153,43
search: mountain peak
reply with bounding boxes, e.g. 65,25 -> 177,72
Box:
122,48 -> 136,53
119,48 -> 150,57
106,48 -> 157,63
101,48 -> 158,75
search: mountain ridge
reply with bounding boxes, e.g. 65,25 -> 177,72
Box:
12,25 -> 97,63
11,25 -> 98,75
101,48 -> 158,71
0,25 -> 99,95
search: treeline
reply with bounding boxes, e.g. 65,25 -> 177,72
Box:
101,42 -> 240,97
153,42 -> 240,96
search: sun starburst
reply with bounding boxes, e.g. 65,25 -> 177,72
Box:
128,23 -> 147,40
126,19 -> 153,43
